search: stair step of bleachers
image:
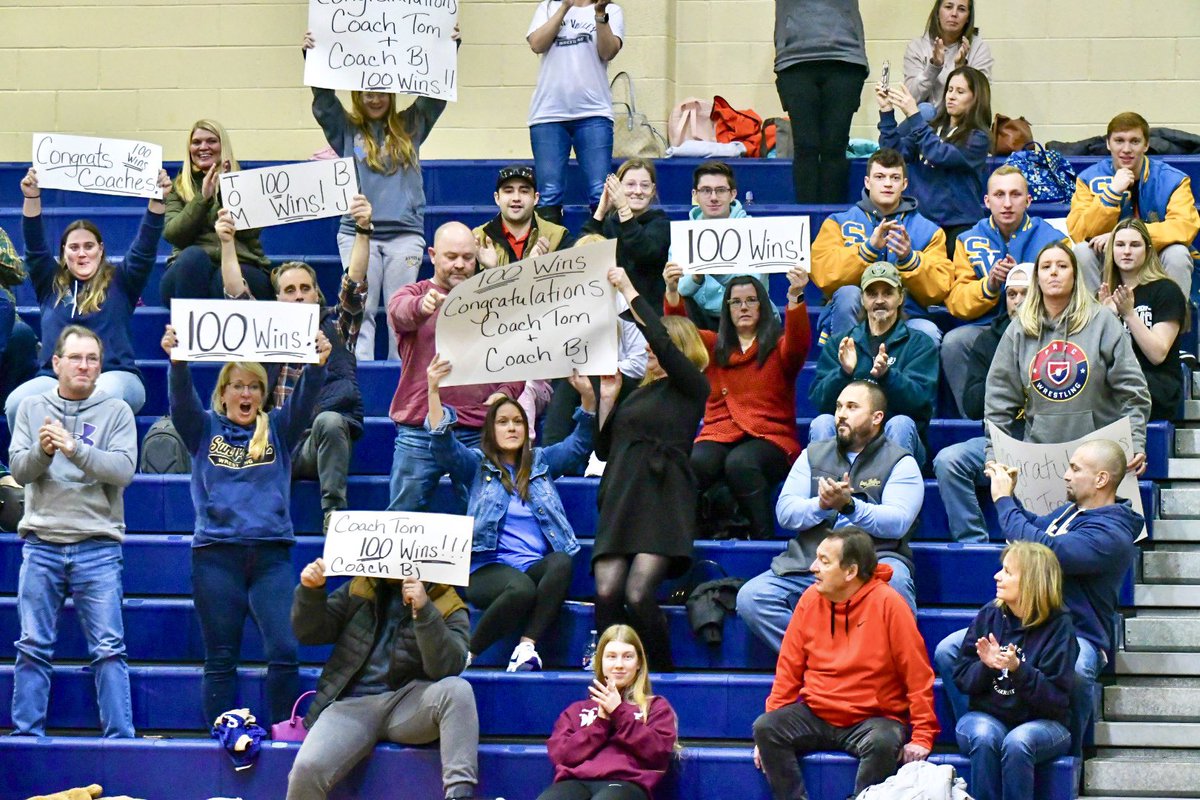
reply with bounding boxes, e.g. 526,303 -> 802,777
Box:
0,736 -> 1078,800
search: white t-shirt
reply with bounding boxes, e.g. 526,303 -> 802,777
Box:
527,1 -> 625,125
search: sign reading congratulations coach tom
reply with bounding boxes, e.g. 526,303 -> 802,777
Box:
219,159 -> 357,230
169,300 -> 320,364
435,239 -> 620,386
323,511 -> 472,586
671,216 -> 810,275
304,0 -> 459,101
32,133 -> 163,199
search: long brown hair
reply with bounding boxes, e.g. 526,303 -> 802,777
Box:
54,220 -> 115,315
930,66 -> 992,147
349,92 -> 416,175
480,397 -> 532,501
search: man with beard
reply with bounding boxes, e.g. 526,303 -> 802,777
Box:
473,165 -> 574,267
737,380 -> 921,653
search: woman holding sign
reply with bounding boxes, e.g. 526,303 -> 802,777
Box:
593,267 -> 710,672
664,268 -> 811,540
161,120 -> 275,302
160,324 -> 330,728
426,356 -> 595,671
3,168 -> 171,430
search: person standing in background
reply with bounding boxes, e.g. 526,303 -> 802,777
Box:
904,0 -> 994,109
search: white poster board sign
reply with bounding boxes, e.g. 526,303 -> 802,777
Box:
987,417 -> 1146,539
169,300 -> 320,363
323,511 -> 473,586
32,133 -> 163,199
670,216 -> 810,275
304,0 -> 458,101
435,239 -> 620,386
219,158 -> 358,230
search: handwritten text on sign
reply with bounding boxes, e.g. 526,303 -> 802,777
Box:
219,158 -> 358,230
304,0 -> 458,101
323,511 -> 473,586
32,133 -> 163,200
987,417 -> 1146,539
436,239 -> 620,386
169,300 -> 320,364
671,216 -> 810,275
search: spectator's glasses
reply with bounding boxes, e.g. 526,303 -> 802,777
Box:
727,298 -> 760,309
622,181 -> 654,193
62,354 -> 101,366
696,187 -> 732,198
228,382 -> 264,395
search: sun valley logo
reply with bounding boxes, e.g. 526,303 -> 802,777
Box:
207,436 -> 276,469
1029,340 -> 1089,401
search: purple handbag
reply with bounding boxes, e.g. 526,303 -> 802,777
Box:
271,691 -> 316,742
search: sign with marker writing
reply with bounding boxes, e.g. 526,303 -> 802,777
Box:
671,216 -> 810,275
304,0 -> 458,102
219,158 -> 357,230
435,239 -> 620,386
987,417 -> 1146,539
32,133 -> 163,199
323,511 -> 473,586
169,299 -> 320,364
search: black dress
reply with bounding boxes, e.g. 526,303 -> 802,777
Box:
593,294 -> 710,577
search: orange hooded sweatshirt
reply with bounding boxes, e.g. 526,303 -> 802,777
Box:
765,564 -> 939,750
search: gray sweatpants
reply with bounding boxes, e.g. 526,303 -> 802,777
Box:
286,676 -> 480,800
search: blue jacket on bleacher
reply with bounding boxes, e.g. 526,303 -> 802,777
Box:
426,404 -> 592,557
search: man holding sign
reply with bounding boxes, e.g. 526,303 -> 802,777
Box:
935,439 -> 1143,760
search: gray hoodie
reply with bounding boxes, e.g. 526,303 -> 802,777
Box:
8,389 -> 137,543
774,0 -> 868,73
984,307 -> 1150,457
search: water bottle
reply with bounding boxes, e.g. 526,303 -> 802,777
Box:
744,190 -> 755,206
581,629 -> 598,671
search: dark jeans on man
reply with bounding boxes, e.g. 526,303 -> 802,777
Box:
775,60 -> 868,204
292,411 -> 353,513
160,245 -> 274,302
753,701 -> 906,800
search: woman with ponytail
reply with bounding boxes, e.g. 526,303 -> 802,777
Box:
161,324 -> 330,729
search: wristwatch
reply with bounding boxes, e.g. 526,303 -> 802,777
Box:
595,12 -> 609,23
354,222 -> 374,236
840,498 -> 856,516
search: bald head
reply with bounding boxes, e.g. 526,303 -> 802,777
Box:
1065,439 -> 1127,507
429,221 -> 478,290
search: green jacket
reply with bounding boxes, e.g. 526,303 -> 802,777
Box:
163,170 -> 270,268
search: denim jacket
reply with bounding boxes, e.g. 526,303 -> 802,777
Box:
426,405 -> 593,556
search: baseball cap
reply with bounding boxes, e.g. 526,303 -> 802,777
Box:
1006,263 -> 1033,289
496,164 -> 536,191
860,262 -> 901,290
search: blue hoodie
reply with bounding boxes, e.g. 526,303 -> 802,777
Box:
996,497 -> 1143,652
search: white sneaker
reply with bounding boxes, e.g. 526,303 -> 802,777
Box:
506,641 -> 542,672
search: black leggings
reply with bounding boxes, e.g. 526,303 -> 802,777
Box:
465,551 -> 573,656
593,553 -> 673,672
691,437 -> 791,539
537,780 -> 648,800
160,245 -> 275,302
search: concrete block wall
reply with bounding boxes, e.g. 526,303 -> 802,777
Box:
0,0 -> 1197,162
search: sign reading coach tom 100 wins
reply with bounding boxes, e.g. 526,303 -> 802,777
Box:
219,158 -> 358,230
323,511 -> 473,587
670,216 -> 810,275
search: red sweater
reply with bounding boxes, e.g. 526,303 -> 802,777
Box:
665,296 -> 810,462
546,695 -> 677,798
766,564 -> 940,749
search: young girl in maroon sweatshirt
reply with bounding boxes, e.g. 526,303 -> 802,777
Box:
538,625 -> 678,800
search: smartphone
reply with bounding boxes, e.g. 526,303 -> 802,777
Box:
881,61 -> 890,92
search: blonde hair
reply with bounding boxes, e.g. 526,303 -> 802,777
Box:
995,541 -> 1064,628
594,625 -> 654,721
212,361 -> 270,461
1101,217 -> 1174,291
575,233 -> 608,247
174,120 -> 241,203
1018,241 -> 1098,337
349,92 -> 416,175
643,315 -> 709,386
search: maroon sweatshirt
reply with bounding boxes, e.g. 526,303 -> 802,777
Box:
546,695 -> 677,798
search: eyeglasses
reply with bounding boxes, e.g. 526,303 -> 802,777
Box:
696,187 -> 732,198
727,297 -> 760,309
63,354 -> 101,366
228,382 -> 263,395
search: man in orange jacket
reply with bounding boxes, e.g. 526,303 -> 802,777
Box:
751,528 -> 938,800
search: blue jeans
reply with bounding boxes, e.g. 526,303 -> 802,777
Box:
737,556 -> 917,652
936,630 -> 1106,758
13,535 -> 133,737
5,371 -> 146,433
932,436 -> 989,543
529,116 -> 614,207
816,286 -> 943,348
955,712 -> 1072,800
191,543 -> 298,726
808,413 -> 926,467
388,424 -> 481,513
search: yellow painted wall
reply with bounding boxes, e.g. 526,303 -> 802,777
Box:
0,0 -> 1198,163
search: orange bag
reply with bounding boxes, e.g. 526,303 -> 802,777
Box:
712,96 -> 765,158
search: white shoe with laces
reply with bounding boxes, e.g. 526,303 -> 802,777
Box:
506,641 -> 542,672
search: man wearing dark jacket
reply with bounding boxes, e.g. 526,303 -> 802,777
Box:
473,164 -> 574,268
217,199 -> 370,530
931,263 -> 1031,543
286,559 -> 483,800
935,439 -> 1143,758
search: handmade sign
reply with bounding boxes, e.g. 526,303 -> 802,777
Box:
219,159 -> 357,230
169,299 -> 319,363
32,133 -> 163,199
304,0 -> 458,101
670,216 -> 810,275
323,511 -> 473,586
435,239 -> 620,386
987,417 -> 1146,538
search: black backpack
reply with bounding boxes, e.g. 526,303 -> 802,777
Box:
139,416 -> 192,474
